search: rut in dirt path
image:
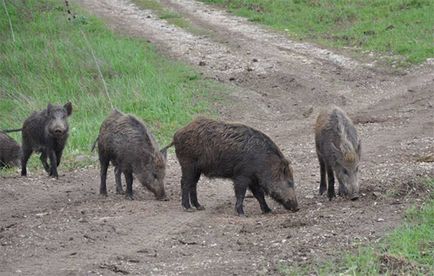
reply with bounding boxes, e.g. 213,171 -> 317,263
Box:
75,0 -> 433,124
1,0 -> 433,275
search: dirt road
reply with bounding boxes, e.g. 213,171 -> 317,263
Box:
1,0 -> 433,274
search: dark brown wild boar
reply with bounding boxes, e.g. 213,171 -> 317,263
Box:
315,106 -> 361,200
166,117 -> 299,216
96,110 -> 167,200
19,102 -> 73,178
0,132 -> 21,168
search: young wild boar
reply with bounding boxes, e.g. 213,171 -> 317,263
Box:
20,102 -> 73,178
0,132 -> 21,168
315,106 -> 361,201
167,117 -> 299,216
96,110 -> 167,200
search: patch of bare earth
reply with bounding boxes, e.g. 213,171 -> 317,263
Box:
1,0 -> 433,274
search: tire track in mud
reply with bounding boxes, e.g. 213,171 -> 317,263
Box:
1,0 -> 433,274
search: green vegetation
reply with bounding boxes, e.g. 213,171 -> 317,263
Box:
280,178 -> 434,275
201,0 -> 434,64
132,0 -> 210,36
0,0 -> 221,170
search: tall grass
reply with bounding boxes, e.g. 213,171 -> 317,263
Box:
202,0 -> 434,64
0,0 -> 221,168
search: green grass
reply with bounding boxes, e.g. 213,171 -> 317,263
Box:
201,0 -> 434,64
279,178 -> 434,275
0,0 -> 222,171
132,0 -> 210,36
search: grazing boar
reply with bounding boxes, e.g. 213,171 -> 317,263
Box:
167,117 -> 299,216
315,106 -> 361,200
0,132 -> 21,168
96,110 -> 167,200
20,102 -> 73,178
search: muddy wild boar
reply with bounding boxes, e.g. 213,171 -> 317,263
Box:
16,102 -> 73,178
0,132 -> 21,168
96,110 -> 167,200
315,106 -> 361,200
166,117 -> 299,216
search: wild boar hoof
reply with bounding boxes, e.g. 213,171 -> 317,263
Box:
263,208 -> 272,214
158,196 -> 170,201
319,186 -> 326,195
184,207 -> 195,212
196,205 -> 205,211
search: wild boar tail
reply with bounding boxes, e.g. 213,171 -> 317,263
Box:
2,128 -> 22,133
161,141 -> 174,152
91,136 -> 99,152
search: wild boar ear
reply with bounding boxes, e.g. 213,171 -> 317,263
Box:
64,102 -> 73,116
331,142 -> 342,159
160,147 -> 168,160
331,141 -> 339,152
280,159 -> 292,177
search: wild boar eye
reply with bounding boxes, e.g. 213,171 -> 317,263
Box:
343,168 -> 348,176
153,173 -> 158,179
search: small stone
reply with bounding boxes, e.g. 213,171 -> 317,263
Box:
198,61 -> 206,66
377,218 -> 384,222
35,212 -> 48,217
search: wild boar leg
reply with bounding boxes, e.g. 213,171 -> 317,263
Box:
114,166 -> 124,194
55,149 -> 63,167
318,155 -> 327,195
234,176 -> 249,216
39,151 -> 50,173
189,171 -> 204,210
326,164 -> 336,200
47,149 -> 58,178
249,184 -> 272,213
99,159 -> 109,196
21,146 -> 32,176
180,165 -> 197,211
125,171 -> 134,200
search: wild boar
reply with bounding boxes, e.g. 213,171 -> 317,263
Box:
0,132 -> 21,168
167,117 -> 299,216
96,110 -> 167,200
315,106 -> 361,200
19,102 -> 73,178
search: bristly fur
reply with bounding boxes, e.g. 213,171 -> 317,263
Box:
0,132 -> 21,168
96,109 -> 166,199
20,102 -> 73,178
171,117 -> 298,215
315,105 -> 361,200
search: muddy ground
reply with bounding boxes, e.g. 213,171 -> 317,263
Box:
1,0 -> 433,275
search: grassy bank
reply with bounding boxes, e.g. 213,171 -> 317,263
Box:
201,0 -> 434,64
0,0 -> 221,169
280,178 -> 434,275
